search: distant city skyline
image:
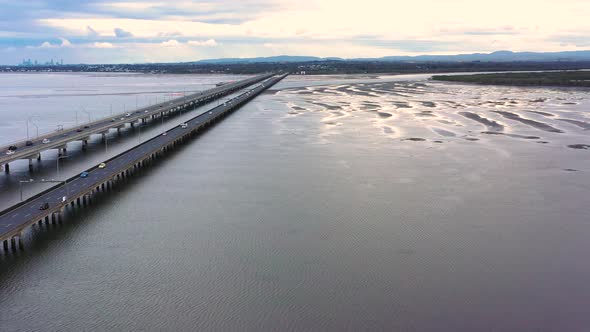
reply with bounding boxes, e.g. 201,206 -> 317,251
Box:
1,0 -> 589,64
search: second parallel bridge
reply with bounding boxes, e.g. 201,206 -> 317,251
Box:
0,72 -> 275,172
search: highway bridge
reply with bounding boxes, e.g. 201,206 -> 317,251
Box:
0,73 -> 287,252
0,73 -> 275,173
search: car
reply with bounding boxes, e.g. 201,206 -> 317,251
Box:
25,141 -> 33,146
144,110 -> 149,113
39,202 -> 49,210
98,163 -> 106,169
8,145 -> 17,151
209,111 -> 212,114
42,138 -> 50,144
84,125 -> 89,129
120,117 -> 125,120
110,118 -> 116,122
6,150 -> 15,155
181,123 -> 188,129
162,132 -> 167,136
125,113 -> 131,117
76,128 -> 83,132
80,171 -> 89,178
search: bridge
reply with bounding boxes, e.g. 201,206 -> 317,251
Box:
0,73 -> 275,173
0,73 -> 287,252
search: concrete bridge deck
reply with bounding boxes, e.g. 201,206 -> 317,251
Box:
0,73 -> 275,172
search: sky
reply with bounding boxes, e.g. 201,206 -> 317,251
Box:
0,0 -> 589,64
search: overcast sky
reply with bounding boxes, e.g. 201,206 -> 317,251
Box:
1,0 -> 589,64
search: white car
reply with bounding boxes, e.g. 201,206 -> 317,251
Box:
125,113 -> 131,117
144,110 -> 149,113
181,123 -> 188,129
6,150 -> 15,155
42,138 -> 50,144
162,132 -> 167,136
209,111 -> 212,114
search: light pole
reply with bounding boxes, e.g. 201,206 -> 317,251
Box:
56,155 -> 68,180
55,155 -> 69,198
105,132 -> 109,153
26,115 -> 39,140
19,179 -> 34,201
82,110 -> 91,123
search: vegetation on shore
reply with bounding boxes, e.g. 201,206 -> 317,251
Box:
432,71 -> 590,87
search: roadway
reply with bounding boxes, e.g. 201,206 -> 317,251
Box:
0,73 -> 275,171
0,73 -> 287,248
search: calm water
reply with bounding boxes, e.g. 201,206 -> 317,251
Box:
1,73 -> 590,331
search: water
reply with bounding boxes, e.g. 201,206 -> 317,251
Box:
1,73 -> 590,331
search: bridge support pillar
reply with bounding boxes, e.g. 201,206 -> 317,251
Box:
51,214 -> 56,224
37,153 -> 41,161
4,163 -> 9,173
82,140 -> 88,150
77,197 -> 81,207
10,237 -> 16,251
3,240 -> 8,251
18,235 -> 24,250
29,158 -> 34,171
45,216 -> 49,225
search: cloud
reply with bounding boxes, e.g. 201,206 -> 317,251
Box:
3,0 -> 590,64
58,37 -> 72,47
187,39 -> 218,47
114,27 -> 133,38
32,38 -> 72,49
161,39 -> 181,47
92,42 -> 114,48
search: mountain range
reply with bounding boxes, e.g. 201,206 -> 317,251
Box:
193,50 -> 590,64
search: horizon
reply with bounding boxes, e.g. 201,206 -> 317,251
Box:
1,0 -> 590,65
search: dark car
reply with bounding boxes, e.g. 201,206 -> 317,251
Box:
76,128 -> 83,132
25,141 -> 33,146
84,125 -> 89,129
39,202 -> 49,210
8,145 -> 17,151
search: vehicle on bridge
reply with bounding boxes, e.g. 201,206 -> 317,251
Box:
98,163 -> 106,169
39,202 -> 49,210
5,150 -> 15,155
42,138 -> 50,144
80,171 -> 89,178
26,141 -> 33,146
8,145 -> 17,151
181,123 -> 188,129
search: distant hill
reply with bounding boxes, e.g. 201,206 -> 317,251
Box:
192,51 -> 590,64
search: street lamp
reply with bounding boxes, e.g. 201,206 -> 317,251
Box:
55,155 -> 69,198
56,155 -> 68,180
19,178 -> 34,201
26,115 -> 39,140
82,110 -> 91,123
